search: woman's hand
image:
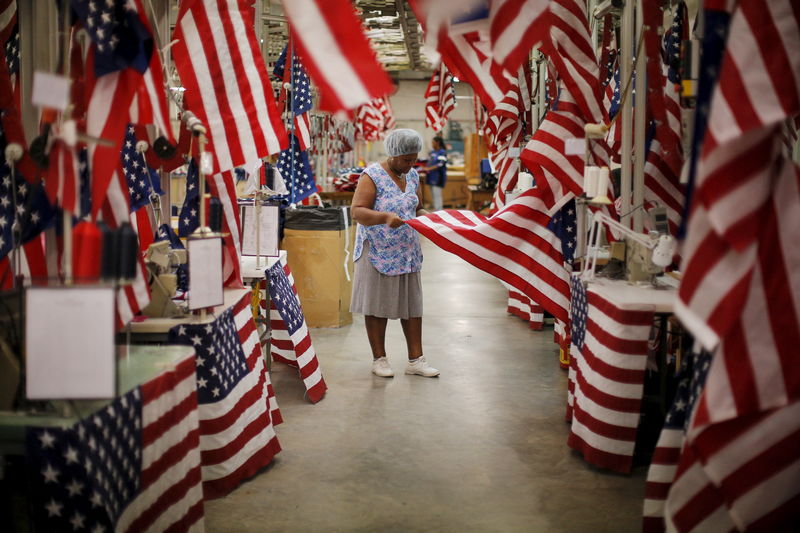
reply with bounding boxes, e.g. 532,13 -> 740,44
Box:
384,213 -> 406,228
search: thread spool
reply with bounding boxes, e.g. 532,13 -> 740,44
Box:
100,223 -> 118,281
208,197 -> 223,232
591,166 -> 612,205
117,223 -> 139,281
584,166 -> 600,197
584,123 -> 608,139
73,221 -> 102,282
517,172 -> 533,191
265,163 -> 275,189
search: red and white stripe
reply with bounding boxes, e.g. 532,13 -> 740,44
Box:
199,293 -> 282,499
281,0 -> 394,113
408,189 -> 572,323
521,86 -> 612,214
424,62 -> 456,132
540,0 -> 607,125
644,63 -> 685,236
506,289 -> 544,330
486,77 -> 524,212
207,170 -> 244,288
269,257 -> 327,403
489,0 -> 548,75
294,111 -> 312,152
567,285 -> 655,473
44,139 -> 80,215
117,354 -> 205,532
172,0 -> 287,174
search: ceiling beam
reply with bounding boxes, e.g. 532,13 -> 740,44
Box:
394,0 -> 417,70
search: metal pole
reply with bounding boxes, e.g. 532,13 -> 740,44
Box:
288,41 -> 297,206
632,0 -> 647,233
619,0 -> 634,229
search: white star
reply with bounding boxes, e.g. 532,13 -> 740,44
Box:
66,478 -> 84,497
91,524 -> 106,533
45,498 -> 63,517
212,387 -> 220,397
38,430 -> 56,449
196,356 -> 205,367
197,377 -> 208,388
63,446 -> 79,464
205,324 -> 213,334
70,511 -> 86,530
190,335 -> 202,346
177,325 -> 187,336
42,464 -> 59,483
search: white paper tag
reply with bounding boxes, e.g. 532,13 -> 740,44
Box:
507,146 -> 521,158
564,138 -> 585,155
188,236 -> 224,310
31,71 -> 71,111
26,287 -> 115,399
200,152 -> 214,174
241,204 -> 280,257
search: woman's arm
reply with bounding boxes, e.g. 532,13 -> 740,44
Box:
351,174 -> 405,228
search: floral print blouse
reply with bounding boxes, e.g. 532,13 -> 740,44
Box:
353,163 -> 423,276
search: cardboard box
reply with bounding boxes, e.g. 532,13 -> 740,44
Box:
281,225 -> 356,328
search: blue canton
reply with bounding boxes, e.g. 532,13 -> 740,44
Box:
178,160 -> 199,237
570,275 -> 588,350
121,124 -> 162,212
168,309 -> 249,403
5,23 -> 19,74
267,261 -> 306,336
276,134 -> 316,204
273,45 -> 312,116
25,387 -> 143,532
547,199 -> 577,264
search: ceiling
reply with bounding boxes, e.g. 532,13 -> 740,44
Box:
261,0 -> 432,75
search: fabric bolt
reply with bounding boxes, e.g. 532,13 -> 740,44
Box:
350,241 -> 423,320
353,163 -> 423,276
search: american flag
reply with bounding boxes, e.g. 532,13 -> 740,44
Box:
121,125 -> 162,213
25,354 -> 205,532
642,350 -> 712,533
168,294 -> 282,498
521,84 -> 613,214
178,160 -> 200,238
425,62 -> 456,132
0,156 -> 55,286
355,97 -> 394,142
172,0 -> 287,174
78,0 -> 172,219
280,0 -> 394,113
276,134 -> 316,205
488,0 -> 548,75
206,170 -> 245,288
408,189 -> 575,324
642,3 -> 686,237
565,278 -> 655,473
506,289 -> 544,331
274,45 -> 314,151
0,1 -> 16,44
485,76 -> 523,212
267,259 -> 327,403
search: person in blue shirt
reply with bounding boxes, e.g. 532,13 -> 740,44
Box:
422,136 -> 448,210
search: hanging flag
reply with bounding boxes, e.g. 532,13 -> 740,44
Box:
206,170 -> 244,288
408,190 -> 576,323
276,134 -> 316,204
25,356 -> 205,532
267,259 -> 327,403
178,161 -> 200,238
168,295 -> 281,498
121,125 -> 162,213
566,276 -> 655,473
172,0 -> 287,174
424,63 -> 457,132
280,0 -> 394,113
273,44 -> 314,151
484,77 -> 524,212
488,0 -> 548,75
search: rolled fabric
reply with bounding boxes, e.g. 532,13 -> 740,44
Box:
117,223 -> 139,282
73,221 -> 102,282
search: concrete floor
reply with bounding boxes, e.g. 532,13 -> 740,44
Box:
205,238 -> 646,532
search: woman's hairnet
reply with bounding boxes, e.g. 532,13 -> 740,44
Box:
384,129 -> 423,157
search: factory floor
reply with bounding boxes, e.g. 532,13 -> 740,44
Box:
205,238 -> 647,532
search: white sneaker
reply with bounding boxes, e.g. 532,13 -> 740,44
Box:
372,357 -> 394,378
405,356 -> 440,377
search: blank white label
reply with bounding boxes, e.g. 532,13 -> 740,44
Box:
188,237 -> 224,310
507,146 -> 521,158
241,205 -> 280,257
31,71 -> 71,111
564,138 -> 585,155
26,287 -> 115,399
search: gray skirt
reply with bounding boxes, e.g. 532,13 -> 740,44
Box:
350,242 -> 423,320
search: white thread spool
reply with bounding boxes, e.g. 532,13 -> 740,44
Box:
584,166 -> 600,197
517,171 -> 533,191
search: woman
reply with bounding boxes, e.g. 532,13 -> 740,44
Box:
349,129 -> 439,378
423,136 -> 448,211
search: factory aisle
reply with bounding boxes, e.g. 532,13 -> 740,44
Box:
205,238 -> 646,532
